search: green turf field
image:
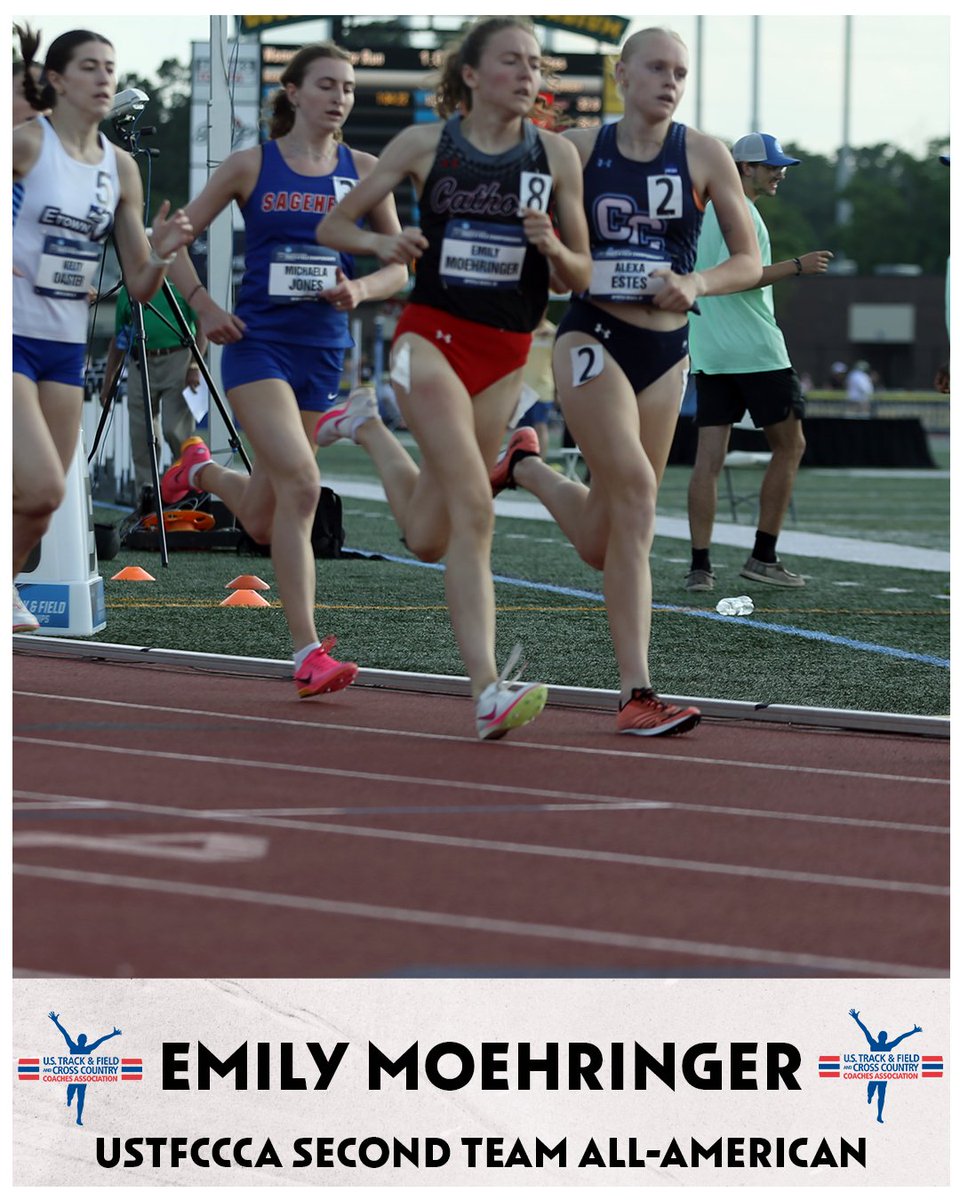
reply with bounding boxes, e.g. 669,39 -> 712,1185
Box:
91,434 -> 949,717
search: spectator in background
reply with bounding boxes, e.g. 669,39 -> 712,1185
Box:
829,361 -> 847,390
685,132 -> 832,592
102,280 -> 207,512
845,359 -> 874,418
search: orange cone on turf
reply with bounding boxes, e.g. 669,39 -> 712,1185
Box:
111,565 -> 155,581
220,589 -> 271,608
226,575 -> 270,591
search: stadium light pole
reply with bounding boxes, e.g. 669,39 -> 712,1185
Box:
205,15 -> 233,459
836,15 -> 854,228
750,16 -> 760,132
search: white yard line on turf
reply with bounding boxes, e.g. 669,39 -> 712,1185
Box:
326,477 -> 949,572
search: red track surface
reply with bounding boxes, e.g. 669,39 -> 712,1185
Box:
13,651 -> 948,979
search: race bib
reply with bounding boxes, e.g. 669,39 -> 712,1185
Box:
647,173 -> 684,219
332,176 -> 356,204
519,171 -> 552,213
439,220 -> 527,289
34,235 -> 100,300
268,245 -> 339,303
590,247 -> 667,301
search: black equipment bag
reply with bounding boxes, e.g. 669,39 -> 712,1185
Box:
237,486 -> 344,559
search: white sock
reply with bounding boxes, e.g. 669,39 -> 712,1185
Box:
187,459 -> 208,490
293,641 -> 322,672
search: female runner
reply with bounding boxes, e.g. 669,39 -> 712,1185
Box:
315,16 -> 592,739
498,27 -> 762,735
164,42 -> 408,697
13,24 -> 192,633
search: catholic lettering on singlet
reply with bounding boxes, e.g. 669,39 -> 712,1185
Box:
268,244 -> 340,302
439,220 -> 527,289
34,234 -> 100,300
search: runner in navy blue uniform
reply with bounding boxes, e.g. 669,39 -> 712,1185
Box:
12,24 -> 191,635
498,27 -> 761,736
316,17 -> 592,740
165,42 -> 408,698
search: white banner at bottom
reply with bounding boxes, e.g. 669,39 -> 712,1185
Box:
12,977 -> 947,1186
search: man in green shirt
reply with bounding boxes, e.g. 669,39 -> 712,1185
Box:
685,132 -> 832,590
103,281 -> 207,508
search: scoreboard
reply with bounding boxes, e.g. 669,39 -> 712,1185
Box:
261,43 -> 605,224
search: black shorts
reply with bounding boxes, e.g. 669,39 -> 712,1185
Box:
694,368 -> 804,428
557,297 -> 689,395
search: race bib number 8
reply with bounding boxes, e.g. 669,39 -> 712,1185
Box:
520,171 -> 552,212
268,245 -> 339,303
439,220 -> 527,288
34,235 -> 100,300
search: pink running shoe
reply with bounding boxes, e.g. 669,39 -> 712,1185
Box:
313,386 -> 378,447
294,635 -> 358,699
490,427 -> 540,496
616,688 -> 701,736
161,436 -> 211,505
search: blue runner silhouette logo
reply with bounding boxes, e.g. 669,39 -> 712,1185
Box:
817,1008 -> 944,1125
15,1011 -> 143,1127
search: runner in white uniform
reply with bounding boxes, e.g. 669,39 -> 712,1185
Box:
12,24 -> 192,633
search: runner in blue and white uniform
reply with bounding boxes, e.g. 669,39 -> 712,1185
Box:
12,24 -> 192,635
164,42 -> 408,699
503,27 -> 762,736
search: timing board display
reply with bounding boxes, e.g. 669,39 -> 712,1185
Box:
260,45 -> 604,224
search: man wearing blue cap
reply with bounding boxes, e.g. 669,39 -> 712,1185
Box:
685,133 -> 833,590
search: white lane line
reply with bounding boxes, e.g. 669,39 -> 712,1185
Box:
12,787 -> 947,836
12,831 -> 267,863
13,864 -> 942,979
12,793 -> 668,817
11,786 -> 947,896
13,691 -> 948,787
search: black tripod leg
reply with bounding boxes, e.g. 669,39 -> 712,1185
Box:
161,279 -> 252,474
129,299 -> 170,567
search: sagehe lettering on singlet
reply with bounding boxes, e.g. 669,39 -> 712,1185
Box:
261,192 -> 338,215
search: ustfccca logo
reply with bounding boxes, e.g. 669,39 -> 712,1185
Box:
16,1011 -> 142,1126
817,1007 -> 944,1124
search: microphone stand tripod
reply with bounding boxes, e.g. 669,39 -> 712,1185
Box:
87,107 -> 251,566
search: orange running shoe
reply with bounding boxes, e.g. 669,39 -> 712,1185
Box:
616,688 -> 701,736
490,427 -> 540,496
294,635 -> 358,698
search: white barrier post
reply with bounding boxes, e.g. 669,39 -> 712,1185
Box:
16,433 -> 107,635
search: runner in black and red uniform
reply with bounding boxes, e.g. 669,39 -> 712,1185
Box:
317,16 -> 591,741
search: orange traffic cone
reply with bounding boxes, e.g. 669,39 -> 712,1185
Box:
226,575 -> 270,591
111,565 -> 155,581
220,589 -> 271,608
